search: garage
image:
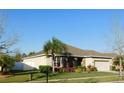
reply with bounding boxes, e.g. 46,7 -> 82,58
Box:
94,60 -> 110,71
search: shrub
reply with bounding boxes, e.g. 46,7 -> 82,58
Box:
75,66 -> 83,73
82,66 -> 86,71
113,56 -> 124,66
86,65 -> 97,72
90,66 -> 97,71
39,65 -> 52,73
110,65 -> 116,71
39,65 -> 52,83
86,65 -> 92,73
58,68 -> 65,73
94,67 -> 97,71
75,67 -> 82,73
115,65 -> 120,71
74,66 -> 87,73
110,65 -> 122,71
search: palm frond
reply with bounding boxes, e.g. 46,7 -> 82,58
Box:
43,40 -> 52,57
43,37 -> 67,56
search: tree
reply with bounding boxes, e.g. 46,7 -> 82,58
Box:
113,56 -> 124,66
28,51 -> 35,56
0,12 -> 18,72
0,11 -> 18,54
14,53 -> 22,62
108,20 -> 124,77
0,54 -> 16,72
43,37 -> 67,72
22,53 -> 27,57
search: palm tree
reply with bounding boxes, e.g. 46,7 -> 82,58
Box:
43,37 -> 67,72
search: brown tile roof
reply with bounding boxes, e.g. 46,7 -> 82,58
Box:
26,44 -> 116,59
64,44 -> 116,58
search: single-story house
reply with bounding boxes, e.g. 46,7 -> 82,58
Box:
22,44 -> 116,71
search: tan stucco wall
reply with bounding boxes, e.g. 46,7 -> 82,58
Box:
82,57 -> 112,71
23,55 -> 113,71
23,56 -> 52,70
84,58 -> 94,66
83,58 -> 112,66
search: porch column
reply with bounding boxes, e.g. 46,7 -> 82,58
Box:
60,57 -> 63,67
66,57 -> 69,68
55,57 -> 58,67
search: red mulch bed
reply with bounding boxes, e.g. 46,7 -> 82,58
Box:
55,67 -> 75,72
0,72 -> 14,78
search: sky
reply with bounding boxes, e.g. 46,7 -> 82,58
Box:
3,9 -> 124,54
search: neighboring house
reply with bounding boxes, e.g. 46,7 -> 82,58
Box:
22,44 -> 116,71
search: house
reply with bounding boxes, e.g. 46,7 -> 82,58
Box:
22,44 -> 116,71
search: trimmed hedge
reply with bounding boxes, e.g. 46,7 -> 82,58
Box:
39,65 -> 52,73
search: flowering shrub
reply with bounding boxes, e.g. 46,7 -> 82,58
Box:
74,66 -> 86,73
75,67 -> 82,73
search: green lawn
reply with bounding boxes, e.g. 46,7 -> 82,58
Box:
49,75 -> 122,83
0,71 -> 44,83
47,72 -> 117,79
0,71 -> 122,83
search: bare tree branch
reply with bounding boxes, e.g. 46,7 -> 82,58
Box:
107,17 -> 124,77
0,11 -> 18,54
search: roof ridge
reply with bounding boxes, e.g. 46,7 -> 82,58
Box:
25,43 -> 116,58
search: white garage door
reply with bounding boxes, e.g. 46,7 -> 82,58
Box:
95,61 -> 110,71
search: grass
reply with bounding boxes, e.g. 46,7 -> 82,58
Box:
0,74 -> 29,83
49,76 -> 122,83
35,71 -> 117,81
49,72 -> 116,79
0,70 -> 44,83
0,71 -> 122,83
